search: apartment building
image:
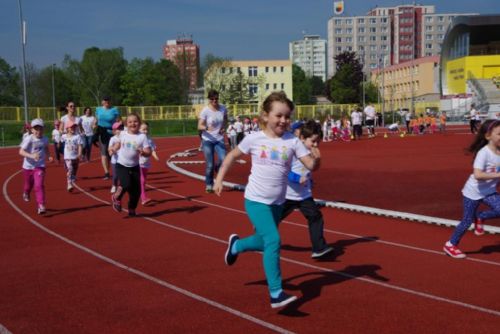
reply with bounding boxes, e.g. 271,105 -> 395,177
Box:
163,37 -> 200,90
204,60 -> 293,104
289,35 -> 327,81
327,4 -> 476,78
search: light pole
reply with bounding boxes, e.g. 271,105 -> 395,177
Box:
360,51 -> 365,110
17,0 -> 29,124
51,64 -> 56,120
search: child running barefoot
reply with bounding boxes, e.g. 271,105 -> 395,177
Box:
108,121 -> 123,194
61,121 -> 83,192
139,122 -> 159,206
19,118 -> 53,214
214,92 -> 320,309
110,113 -> 151,217
281,120 -> 333,258
444,120 -> 500,258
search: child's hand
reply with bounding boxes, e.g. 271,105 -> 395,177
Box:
299,175 -> 308,185
310,147 -> 321,159
213,181 -> 223,196
48,156 -> 54,163
32,152 -> 40,161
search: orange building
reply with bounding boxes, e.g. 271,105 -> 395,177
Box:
163,37 -> 200,90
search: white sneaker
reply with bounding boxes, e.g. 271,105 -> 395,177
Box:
37,205 -> 46,215
110,185 -> 116,193
311,246 -> 334,259
67,182 -> 73,192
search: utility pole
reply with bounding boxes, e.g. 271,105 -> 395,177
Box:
52,64 -> 56,120
17,0 -> 29,124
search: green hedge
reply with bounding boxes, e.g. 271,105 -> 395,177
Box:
0,119 -> 199,147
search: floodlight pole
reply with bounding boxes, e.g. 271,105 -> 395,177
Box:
17,0 -> 29,124
52,64 -> 56,120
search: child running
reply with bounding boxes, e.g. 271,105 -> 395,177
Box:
52,120 -> 62,164
108,121 -> 124,194
139,122 -> 159,206
19,118 -> 53,214
281,120 -> 333,258
61,121 -> 83,192
110,113 -> 151,217
214,92 -> 321,309
444,120 -> 500,258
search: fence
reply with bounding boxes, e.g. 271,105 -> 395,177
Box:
0,102 -> 441,123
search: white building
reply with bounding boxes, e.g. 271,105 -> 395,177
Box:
289,35 -> 327,81
327,4 -> 476,78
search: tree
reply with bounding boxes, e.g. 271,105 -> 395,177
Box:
121,58 -> 183,105
292,64 -> 313,104
200,53 -> 230,86
329,51 -> 363,103
24,64 -> 74,107
0,57 -> 21,106
310,76 -> 325,96
63,47 -> 127,106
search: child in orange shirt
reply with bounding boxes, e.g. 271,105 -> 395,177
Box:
439,111 -> 447,133
429,116 -> 437,134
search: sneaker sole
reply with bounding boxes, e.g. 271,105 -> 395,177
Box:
443,247 -> 466,259
225,234 -> 239,266
474,230 -> 485,236
311,247 -> 334,259
271,295 -> 298,309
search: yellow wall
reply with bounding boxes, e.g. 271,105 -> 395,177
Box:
446,55 -> 500,94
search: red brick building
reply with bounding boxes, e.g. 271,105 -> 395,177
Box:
163,37 -> 200,90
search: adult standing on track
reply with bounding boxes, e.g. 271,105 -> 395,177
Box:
364,103 -> 376,138
469,103 -> 480,134
351,107 -> 363,140
197,90 -> 227,193
96,96 -> 121,180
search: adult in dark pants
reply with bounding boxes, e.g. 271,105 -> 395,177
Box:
281,120 -> 333,259
95,96 -> 120,179
469,103 -> 479,134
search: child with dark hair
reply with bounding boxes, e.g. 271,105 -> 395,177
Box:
281,120 -> 333,258
444,119 -> 500,258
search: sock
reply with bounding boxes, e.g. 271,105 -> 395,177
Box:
445,241 -> 453,247
231,240 -> 238,255
270,289 -> 283,299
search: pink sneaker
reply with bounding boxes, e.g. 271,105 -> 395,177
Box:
474,218 -> 485,236
443,243 -> 466,259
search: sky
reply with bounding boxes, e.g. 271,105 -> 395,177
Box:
0,0 -> 498,69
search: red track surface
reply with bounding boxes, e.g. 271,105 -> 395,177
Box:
1,132 -> 499,333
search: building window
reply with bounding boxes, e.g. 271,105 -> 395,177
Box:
370,45 -> 377,51
346,19 -> 353,25
347,46 -> 353,51
221,67 -> 225,74
266,83 -> 269,90
381,18 -> 388,23
370,27 -> 377,33
336,37 -> 342,43
335,28 -> 342,34
381,36 -> 387,41
438,16 -> 444,22
229,68 -> 233,74
370,18 -> 377,24
370,36 -> 377,41
273,66 -> 277,73
249,84 -> 258,95
281,83 -> 285,89
358,27 -> 365,33
273,83 -> 277,89
426,43 -> 433,49
346,37 -> 352,42
425,17 -> 433,23
358,36 -> 365,42
426,26 -> 433,31
346,28 -> 353,34
358,18 -> 365,24
336,46 -> 342,52
438,25 -> 444,31
426,34 -> 432,40
335,19 -> 342,25
248,66 -> 257,77
265,66 -> 269,73
280,66 -> 284,72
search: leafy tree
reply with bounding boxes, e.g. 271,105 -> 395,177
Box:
329,51 -> 363,103
200,53 -> 230,86
310,76 -> 325,96
0,57 -> 21,106
63,47 -> 127,106
364,81 -> 379,104
121,58 -> 183,105
292,64 -> 313,104
24,64 -> 74,107
226,71 -> 252,104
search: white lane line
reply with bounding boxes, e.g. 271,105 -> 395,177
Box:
148,185 -> 500,267
73,180 -> 500,317
0,324 -> 12,334
168,150 -> 500,234
3,171 -> 295,334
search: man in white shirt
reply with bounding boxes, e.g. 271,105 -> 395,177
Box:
364,103 -> 376,138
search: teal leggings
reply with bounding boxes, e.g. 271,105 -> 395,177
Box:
235,199 -> 283,294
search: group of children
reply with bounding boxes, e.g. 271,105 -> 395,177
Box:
18,95 -> 497,310
19,113 -> 159,217
407,112 -> 447,135
322,116 -> 353,142
226,116 -> 260,149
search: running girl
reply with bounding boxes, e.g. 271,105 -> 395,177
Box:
52,120 -> 61,164
444,120 -> 500,258
139,122 -> 159,206
61,121 -> 83,192
108,121 -> 124,194
19,118 -> 53,214
214,92 -> 321,309
110,113 -> 151,217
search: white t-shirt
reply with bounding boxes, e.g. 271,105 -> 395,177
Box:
116,132 -> 150,167
364,106 -> 376,120
462,146 -> 500,200
243,123 -> 252,135
139,137 -> 156,169
52,129 -> 61,143
238,131 -> 310,205
286,154 -> 313,201
227,124 -> 237,137
388,123 -> 399,130
470,108 -> 480,121
60,115 -> 82,134
234,121 -> 243,134
20,135 -> 49,169
61,134 -> 83,160
108,135 -> 120,164
80,115 -> 96,136
351,111 -> 362,125
199,105 -> 227,142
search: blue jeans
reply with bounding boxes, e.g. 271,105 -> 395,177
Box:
201,139 -> 226,186
235,199 -> 283,294
450,193 -> 500,245
83,135 -> 93,161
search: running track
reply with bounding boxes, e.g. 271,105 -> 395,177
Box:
0,134 -> 499,333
